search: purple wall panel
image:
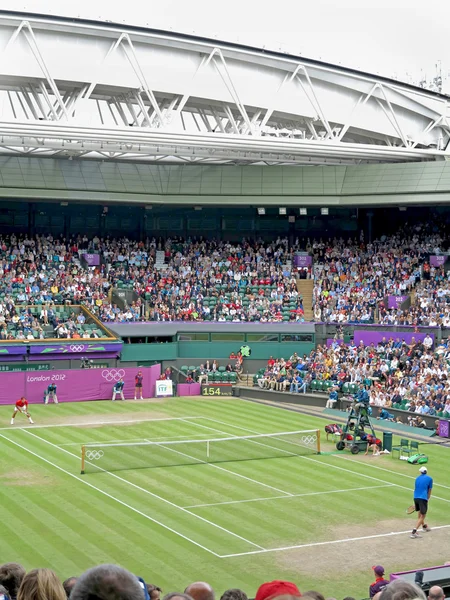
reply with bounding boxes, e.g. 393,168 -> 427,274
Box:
0,364 -> 161,405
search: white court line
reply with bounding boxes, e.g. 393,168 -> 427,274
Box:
141,432 -> 294,498
184,483 -> 394,509
0,430 -> 221,558
196,418 -> 450,506
333,453 -> 450,492
235,396 -> 450,492
0,416 -> 204,431
219,524 -> 450,558
22,429 -> 265,551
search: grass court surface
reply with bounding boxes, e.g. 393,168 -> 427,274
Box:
1,396 -> 450,598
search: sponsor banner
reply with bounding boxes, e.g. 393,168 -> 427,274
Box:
387,295 -> 409,309
82,253 -> 101,266
430,255 -> 448,267
155,380 -> 173,397
294,253 -> 312,267
178,383 -> 201,397
438,420 -> 450,438
29,342 -> 122,356
353,330 -> 433,347
0,345 -> 27,356
0,364 -> 160,405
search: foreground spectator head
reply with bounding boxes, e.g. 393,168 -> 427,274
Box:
163,595 -> 193,600
379,580 -> 426,600
147,586 -> 162,600
17,569 -> 66,600
255,581 -> 302,600
220,590 -> 248,600
184,583 -> 214,600
63,578 -> 78,599
428,587 -> 444,600
70,565 -> 145,600
0,585 -> 10,600
302,593 -> 325,600
0,564 -> 26,600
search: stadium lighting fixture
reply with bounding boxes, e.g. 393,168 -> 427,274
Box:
321,207 -> 329,215
279,207 -> 287,215
299,208 -> 307,215
257,207 -> 266,215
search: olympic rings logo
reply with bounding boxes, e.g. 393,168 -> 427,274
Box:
301,435 -> 317,445
102,369 -> 125,382
85,450 -> 104,460
70,344 -> 85,352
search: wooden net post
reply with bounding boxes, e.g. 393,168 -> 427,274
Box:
81,445 -> 86,474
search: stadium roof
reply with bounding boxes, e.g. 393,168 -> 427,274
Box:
0,10 -> 449,166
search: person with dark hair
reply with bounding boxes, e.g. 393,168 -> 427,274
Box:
184,583 -> 214,600
70,565 -> 145,600
220,590 -> 248,600
163,595 -> 193,600
62,578 -> 78,599
0,563 -> 26,600
146,586 -> 162,600
302,592 -> 325,600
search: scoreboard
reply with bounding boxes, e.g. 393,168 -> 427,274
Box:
201,384 -> 234,396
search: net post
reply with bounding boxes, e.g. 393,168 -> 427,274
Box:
81,445 -> 86,474
317,429 -> 321,455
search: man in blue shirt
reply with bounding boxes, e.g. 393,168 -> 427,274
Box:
411,466 -> 433,538
326,388 -> 339,409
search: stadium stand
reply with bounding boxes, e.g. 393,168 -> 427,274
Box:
253,336 -> 450,429
0,225 -> 448,328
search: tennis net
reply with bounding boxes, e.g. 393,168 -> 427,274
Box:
81,429 -> 320,474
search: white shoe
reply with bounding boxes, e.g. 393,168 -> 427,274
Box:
10,419 -> 14,425
422,526 -> 431,532
29,419 -> 34,424
140,396 -> 143,400
410,532 -> 421,538
134,397 -> 136,400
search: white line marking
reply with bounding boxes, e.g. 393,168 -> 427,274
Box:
236,396 -> 450,492
184,484 -> 394,509
198,418 -> 450,506
218,524 -> 450,558
0,430 -> 221,557
22,429 -> 265,551
333,453 -> 450,492
0,416 -> 203,431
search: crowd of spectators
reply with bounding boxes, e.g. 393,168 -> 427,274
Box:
0,233 -> 305,324
0,223 -> 448,326
0,561 -> 440,600
255,335 -> 450,425
312,223 -> 447,325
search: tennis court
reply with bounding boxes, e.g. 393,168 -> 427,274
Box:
1,397 -> 450,595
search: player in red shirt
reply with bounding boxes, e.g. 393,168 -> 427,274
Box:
11,397 -> 34,425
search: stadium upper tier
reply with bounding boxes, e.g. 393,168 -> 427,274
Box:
0,11 -> 449,166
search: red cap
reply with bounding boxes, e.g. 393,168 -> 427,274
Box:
255,581 -> 301,600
